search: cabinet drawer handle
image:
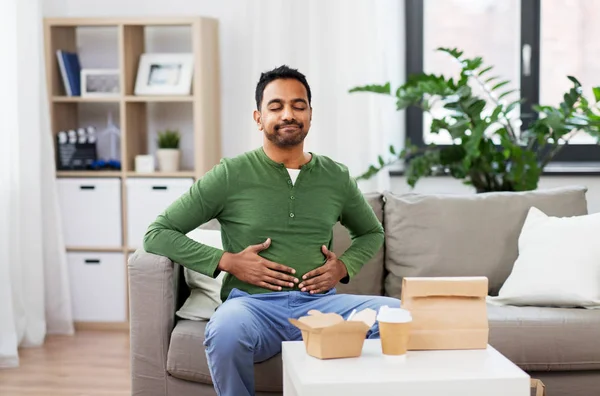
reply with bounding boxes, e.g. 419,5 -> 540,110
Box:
152,186 -> 167,190
80,185 -> 95,190
84,259 -> 100,264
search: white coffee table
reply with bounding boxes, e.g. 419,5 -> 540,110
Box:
282,339 -> 530,396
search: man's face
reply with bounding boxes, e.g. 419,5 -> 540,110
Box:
254,78 -> 312,148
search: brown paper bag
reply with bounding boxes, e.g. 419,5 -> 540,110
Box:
530,379 -> 546,396
400,276 -> 489,350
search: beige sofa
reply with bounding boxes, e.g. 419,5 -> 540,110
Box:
128,186 -> 600,396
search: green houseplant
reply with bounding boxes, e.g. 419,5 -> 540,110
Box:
350,47 -> 600,192
156,129 -> 181,172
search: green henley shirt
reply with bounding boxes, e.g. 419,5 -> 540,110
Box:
143,147 -> 384,301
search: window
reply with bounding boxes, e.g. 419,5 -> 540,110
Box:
540,0 -> 600,145
405,0 -> 600,162
423,0 -> 521,145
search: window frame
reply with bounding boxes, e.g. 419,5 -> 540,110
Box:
403,0 -> 600,165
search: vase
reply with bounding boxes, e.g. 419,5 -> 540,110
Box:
156,149 -> 180,172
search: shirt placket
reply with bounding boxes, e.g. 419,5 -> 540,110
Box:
287,174 -> 296,224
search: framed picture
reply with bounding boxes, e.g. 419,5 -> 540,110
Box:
134,53 -> 194,96
81,69 -> 120,97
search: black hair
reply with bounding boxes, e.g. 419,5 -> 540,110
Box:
255,65 -> 312,110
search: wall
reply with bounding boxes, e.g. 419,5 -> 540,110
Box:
44,0 -> 600,211
43,0 -> 404,179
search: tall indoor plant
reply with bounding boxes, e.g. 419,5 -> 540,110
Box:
350,47 -> 600,192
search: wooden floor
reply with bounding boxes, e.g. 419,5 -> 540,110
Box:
0,330 -> 130,396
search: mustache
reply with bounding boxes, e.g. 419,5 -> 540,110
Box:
275,120 -> 302,130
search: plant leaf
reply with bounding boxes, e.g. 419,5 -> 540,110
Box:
490,105 -> 503,122
478,65 -> 493,76
485,75 -> 500,84
498,89 -> 518,100
506,99 -> 523,114
348,82 -> 391,94
491,81 -> 510,91
593,87 -> 600,102
567,76 -> 581,86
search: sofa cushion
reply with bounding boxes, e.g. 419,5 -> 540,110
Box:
383,186 -> 588,297
334,192 -> 385,296
166,320 -> 283,392
488,304 -> 600,371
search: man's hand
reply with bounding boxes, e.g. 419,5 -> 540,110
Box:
218,238 -> 299,291
298,245 -> 348,294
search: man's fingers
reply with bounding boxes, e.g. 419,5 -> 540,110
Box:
264,276 -> 294,289
264,260 -> 296,274
321,245 -> 335,259
251,238 -> 271,252
305,281 -> 329,294
302,266 -> 324,281
258,281 -> 282,292
265,269 -> 298,286
299,273 -> 325,289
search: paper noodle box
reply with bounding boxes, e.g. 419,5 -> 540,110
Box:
288,309 -> 377,359
401,276 -> 489,350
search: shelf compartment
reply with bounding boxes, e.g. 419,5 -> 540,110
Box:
57,178 -> 123,247
57,171 -> 123,178
67,252 -> 127,322
46,17 -> 198,27
124,95 -> 194,102
66,246 -> 124,252
126,171 -> 195,178
125,178 -> 194,249
53,96 -> 121,103
123,102 -> 148,172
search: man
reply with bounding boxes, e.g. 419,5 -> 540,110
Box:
143,65 -> 400,396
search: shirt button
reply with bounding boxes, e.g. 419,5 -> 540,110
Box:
290,196 -> 295,200
289,213 -> 295,218
287,180 -> 292,185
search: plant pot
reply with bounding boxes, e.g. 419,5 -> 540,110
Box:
156,149 -> 180,172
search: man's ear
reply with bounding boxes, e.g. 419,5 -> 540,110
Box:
253,110 -> 263,131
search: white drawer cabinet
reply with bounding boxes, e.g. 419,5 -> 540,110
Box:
57,178 -> 122,247
126,178 -> 194,249
67,252 -> 126,322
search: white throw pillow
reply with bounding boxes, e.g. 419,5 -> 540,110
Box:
176,228 -> 225,321
487,206 -> 600,309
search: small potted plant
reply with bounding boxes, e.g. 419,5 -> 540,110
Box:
156,129 -> 181,172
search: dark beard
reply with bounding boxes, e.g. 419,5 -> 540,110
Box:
265,121 -> 307,148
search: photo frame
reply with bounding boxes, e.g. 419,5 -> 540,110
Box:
81,69 -> 120,97
134,53 -> 194,96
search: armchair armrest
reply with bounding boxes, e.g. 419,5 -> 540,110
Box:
128,249 -> 178,395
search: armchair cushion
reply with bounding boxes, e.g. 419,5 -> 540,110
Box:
177,227 -> 225,321
166,320 -> 283,392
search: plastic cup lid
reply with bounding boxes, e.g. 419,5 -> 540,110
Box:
377,305 -> 412,323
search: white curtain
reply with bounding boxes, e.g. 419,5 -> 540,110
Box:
227,0 -> 405,193
0,0 -> 73,368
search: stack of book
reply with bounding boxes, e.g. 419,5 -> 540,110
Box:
56,50 -> 81,96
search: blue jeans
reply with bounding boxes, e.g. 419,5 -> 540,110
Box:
203,288 -> 401,396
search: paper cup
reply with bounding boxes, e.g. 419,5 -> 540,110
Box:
377,306 -> 412,356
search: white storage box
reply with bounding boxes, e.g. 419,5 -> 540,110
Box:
67,252 -> 126,322
57,178 -> 122,247
126,178 -> 194,249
